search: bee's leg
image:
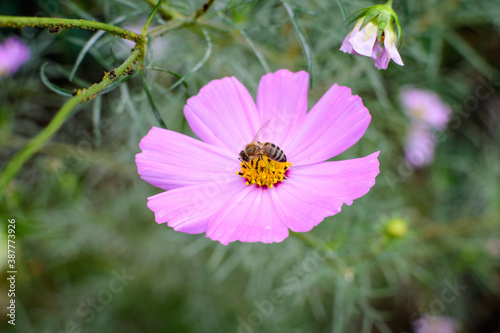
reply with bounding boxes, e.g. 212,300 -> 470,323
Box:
258,156 -> 264,172
259,155 -> 270,171
238,157 -> 249,170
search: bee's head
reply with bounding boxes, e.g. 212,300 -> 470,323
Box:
239,150 -> 249,162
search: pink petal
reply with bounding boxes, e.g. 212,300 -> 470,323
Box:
290,151 -> 380,202
206,187 -> 289,245
370,42 -> 383,60
136,127 -> 237,190
274,152 -> 380,232
205,152 -> 379,244
286,84 -> 371,166
184,76 -> 261,155
374,48 -> 391,70
383,28 -> 404,66
147,178 -> 247,234
387,44 -> 404,66
349,21 -> 378,57
269,182 -> 341,233
256,69 -> 309,149
340,34 -> 356,54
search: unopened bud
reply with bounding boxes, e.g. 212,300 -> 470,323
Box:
384,217 -> 408,238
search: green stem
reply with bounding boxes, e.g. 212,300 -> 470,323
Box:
143,0 -> 187,20
148,0 -> 218,38
140,68 -> 168,129
194,0 -> 215,20
0,48 -> 143,198
0,16 -> 142,42
141,0 -> 165,36
147,0 -> 218,38
384,0 -> 393,7
149,18 -> 189,38
289,231 -> 319,249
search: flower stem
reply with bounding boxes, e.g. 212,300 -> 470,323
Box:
289,231 -> 318,249
0,48 -> 143,199
384,0 -> 393,7
141,0 -> 165,37
194,0 -> 215,20
149,18 -> 189,38
0,16 -> 142,43
143,0 -> 187,20
140,68 -> 168,129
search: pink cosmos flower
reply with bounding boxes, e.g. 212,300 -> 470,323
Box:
400,87 -> 451,130
404,125 -> 437,168
0,36 -> 30,78
136,69 -> 380,245
340,19 -> 403,70
401,87 -> 451,167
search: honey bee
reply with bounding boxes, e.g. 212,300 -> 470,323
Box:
239,120 -> 287,164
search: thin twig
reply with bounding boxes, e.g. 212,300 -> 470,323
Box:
142,0 -> 186,20
0,16 -> 142,42
194,0 -> 215,20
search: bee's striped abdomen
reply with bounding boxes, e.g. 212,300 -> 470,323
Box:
263,142 -> 287,163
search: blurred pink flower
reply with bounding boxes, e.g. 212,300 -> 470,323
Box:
412,315 -> 458,333
400,87 -> 451,130
136,69 -> 380,245
401,87 -> 451,167
0,36 -> 30,78
404,125 -> 436,168
340,19 -> 403,70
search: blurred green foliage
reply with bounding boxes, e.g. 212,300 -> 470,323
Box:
1,0 -> 500,332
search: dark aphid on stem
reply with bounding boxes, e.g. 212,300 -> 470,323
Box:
109,70 -> 116,79
127,68 -> 134,75
72,89 -> 78,96
49,26 -> 61,34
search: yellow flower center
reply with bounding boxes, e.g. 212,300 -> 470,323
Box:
237,156 -> 292,188
412,107 -> 426,120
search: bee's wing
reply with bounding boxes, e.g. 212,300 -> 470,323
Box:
250,119 -> 271,143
